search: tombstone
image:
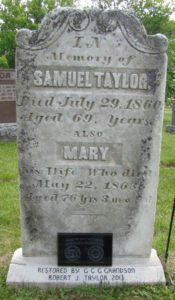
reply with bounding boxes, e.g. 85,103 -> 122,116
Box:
0,69 -> 16,141
7,8 -> 168,287
166,100 -> 175,134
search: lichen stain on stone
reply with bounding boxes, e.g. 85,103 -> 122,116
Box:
140,137 -> 153,162
25,212 -> 42,241
18,129 -> 38,153
147,69 -> 161,93
96,11 -> 118,33
29,11 -> 69,45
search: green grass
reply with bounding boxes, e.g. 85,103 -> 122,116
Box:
154,108 -> 175,260
160,108 -> 175,165
0,108 -> 175,299
0,143 -> 20,260
0,278 -> 175,300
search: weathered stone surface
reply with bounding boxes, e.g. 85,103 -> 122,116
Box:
7,8 -> 167,286
0,123 -> 16,141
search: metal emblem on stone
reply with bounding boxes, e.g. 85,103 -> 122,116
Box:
7,7 -> 168,288
58,233 -> 112,266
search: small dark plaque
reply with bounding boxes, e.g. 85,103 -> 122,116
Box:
58,233 -> 112,266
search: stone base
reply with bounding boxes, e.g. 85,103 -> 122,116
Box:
166,125 -> 175,134
6,248 -> 165,288
0,123 -> 16,141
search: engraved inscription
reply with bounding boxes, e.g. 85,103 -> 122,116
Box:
73,36 -> 101,48
33,70 -> 149,90
51,52 -> 112,65
22,164 -> 153,208
57,142 -> 123,164
58,96 -> 95,111
37,265 -> 137,284
0,69 -> 16,102
28,94 -> 162,112
25,112 -> 63,125
63,146 -> 109,161
74,131 -> 103,137
21,92 -> 162,129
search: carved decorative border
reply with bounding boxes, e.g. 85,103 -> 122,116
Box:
16,8 -> 168,54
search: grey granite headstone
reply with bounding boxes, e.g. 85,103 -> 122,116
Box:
0,123 -> 16,141
166,100 -> 175,133
0,69 -> 15,102
0,69 -> 16,140
7,8 -> 167,287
